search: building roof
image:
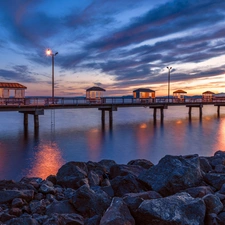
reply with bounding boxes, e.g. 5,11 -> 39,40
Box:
86,86 -> 105,92
0,82 -> 27,89
173,90 -> 187,94
133,88 -> 155,93
213,93 -> 225,97
202,91 -> 215,94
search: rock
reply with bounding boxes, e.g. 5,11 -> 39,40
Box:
39,184 -> 55,194
100,197 -> 135,225
58,213 -> 84,225
184,186 -> 214,198
205,213 -> 220,225
98,160 -> 117,173
0,180 -> 35,191
127,159 -> 154,169
199,157 -> 213,173
111,174 -> 145,197
0,213 -> 16,223
46,175 -> 57,185
88,170 -> 100,187
11,198 -> 24,208
29,199 -> 48,214
20,177 -> 43,189
5,217 -> 39,225
46,200 -> 76,215
203,194 -> 223,214
134,192 -> 206,225
204,173 -> 225,190
138,154 -> 204,196
86,161 -> 108,176
56,161 -> 88,189
0,190 -> 34,204
70,184 -> 111,218
84,215 -> 101,225
8,207 -> 22,217
110,164 -> 145,179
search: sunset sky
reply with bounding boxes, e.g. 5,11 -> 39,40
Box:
0,0 -> 225,97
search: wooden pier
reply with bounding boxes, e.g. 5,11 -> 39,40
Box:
0,97 -> 225,127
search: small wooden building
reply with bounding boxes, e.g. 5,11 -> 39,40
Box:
133,88 -> 155,99
86,86 -> 105,100
202,91 -> 214,102
173,90 -> 187,102
213,93 -> 225,100
0,82 -> 27,98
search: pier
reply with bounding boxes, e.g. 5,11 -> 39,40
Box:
0,97 -> 225,128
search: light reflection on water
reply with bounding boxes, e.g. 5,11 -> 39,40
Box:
0,105 -> 224,180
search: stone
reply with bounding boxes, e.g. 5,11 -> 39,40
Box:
110,174 -> 145,197
134,192 -> 206,225
100,197 -> 135,225
88,170 -> 100,187
184,186 -> 214,198
98,160 -> 117,173
56,161 -> 88,189
138,154 -> 204,196
203,194 -> 223,214
11,198 -> 24,208
127,159 -> 154,169
204,173 -> 225,190
5,217 -> 40,225
199,157 -> 213,173
46,200 -> 76,215
84,215 -> 101,225
39,184 -> 55,194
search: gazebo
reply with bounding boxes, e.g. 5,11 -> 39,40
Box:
202,91 -> 215,102
173,90 -> 187,102
86,86 -> 105,102
133,88 -> 155,99
0,82 -> 27,98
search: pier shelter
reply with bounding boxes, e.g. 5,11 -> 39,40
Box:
202,91 -> 214,102
133,88 -> 155,102
213,93 -> 225,101
0,82 -> 27,98
86,86 -> 106,102
173,90 -> 187,102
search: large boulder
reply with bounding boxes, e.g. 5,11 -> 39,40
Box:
138,154 -> 203,196
127,159 -> 154,169
100,197 -> 135,225
46,200 -> 76,215
56,161 -> 88,189
134,192 -> 206,225
202,194 -> 223,214
204,173 -> 225,190
110,174 -> 145,197
184,186 -> 214,198
70,184 -> 111,218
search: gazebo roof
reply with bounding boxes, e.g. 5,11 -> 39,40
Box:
0,82 -> 27,89
133,88 -> 155,93
173,90 -> 187,94
202,91 -> 215,94
86,86 -> 106,92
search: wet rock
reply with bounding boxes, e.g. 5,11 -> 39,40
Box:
203,194 -> 223,214
110,174 -> 145,197
56,161 -> 88,189
138,154 -> 203,196
134,192 -> 206,225
127,159 -> 154,169
0,190 -> 34,204
46,200 -> 76,215
70,184 -> 111,218
100,197 -> 135,225
110,164 -> 145,179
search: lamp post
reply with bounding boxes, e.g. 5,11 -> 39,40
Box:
46,49 -> 58,104
167,66 -> 172,102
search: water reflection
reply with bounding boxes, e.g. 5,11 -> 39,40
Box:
26,142 -> 65,179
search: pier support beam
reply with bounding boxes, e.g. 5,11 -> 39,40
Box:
186,104 -> 203,119
149,105 -> 167,121
98,106 -> 117,125
19,109 -> 44,128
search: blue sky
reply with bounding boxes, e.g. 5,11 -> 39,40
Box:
0,0 -> 225,96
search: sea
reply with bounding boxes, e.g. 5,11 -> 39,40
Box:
0,105 -> 224,181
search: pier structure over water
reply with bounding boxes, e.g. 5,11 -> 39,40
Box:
0,97 -> 225,128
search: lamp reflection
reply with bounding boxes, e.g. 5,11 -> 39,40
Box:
214,119 -> 225,151
27,142 -> 65,179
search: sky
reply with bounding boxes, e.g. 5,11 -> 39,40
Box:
1,0 -> 225,97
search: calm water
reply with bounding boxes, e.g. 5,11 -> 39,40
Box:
0,105 -> 225,181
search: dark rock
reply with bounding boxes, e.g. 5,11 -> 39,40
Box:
0,180 -> 35,191
58,213 -> 84,225
86,161 -> 107,176
127,159 -> 154,169
215,164 -> 225,173
46,200 -> 76,215
0,213 -> 16,223
20,177 -> 43,190
111,174 -> 145,197
205,213 -> 220,225
5,217 -> 39,225
34,193 -> 44,201
138,154 -> 203,196
203,194 -> 223,214
0,190 -> 34,204
199,157 -> 213,173
100,197 -> 135,225
84,215 -> 101,225
98,160 -> 117,173
184,186 -> 214,198
39,184 -> 55,194
70,184 -> 111,218
56,161 -> 88,189
110,164 -> 145,179
46,175 -> 57,185
218,211 -> 225,225
88,170 -> 100,187
9,207 -> 22,217
11,198 -> 24,208
29,199 -> 48,214
101,186 -> 114,197
204,173 -> 225,190
134,192 -> 206,225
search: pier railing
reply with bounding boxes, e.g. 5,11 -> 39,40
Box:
1,96 -> 225,107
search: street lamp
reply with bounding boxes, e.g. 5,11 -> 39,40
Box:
167,66 -> 172,102
46,49 -> 58,104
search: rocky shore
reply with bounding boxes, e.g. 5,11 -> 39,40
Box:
1,151 -> 225,224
